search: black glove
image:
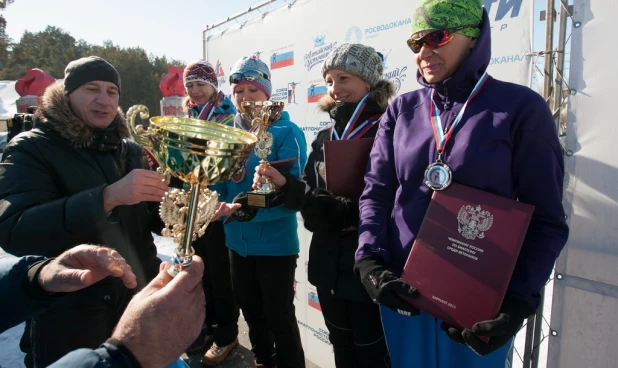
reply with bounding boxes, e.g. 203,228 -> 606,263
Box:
354,256 -> 419,316
279,172 -> 307,211
441,296 -> 535,355
300,188 -> 357,232
230,192 -> 259,222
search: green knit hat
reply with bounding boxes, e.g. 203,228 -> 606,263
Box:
410,0 -> 483,38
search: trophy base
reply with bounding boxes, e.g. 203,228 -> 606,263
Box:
168,265 -> 181,277
167,254 -> 194,277
246,189 -> 285,208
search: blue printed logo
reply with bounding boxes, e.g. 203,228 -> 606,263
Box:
304,34 -> 338,71
364,18 -> 411,40
345,26 -> 363,43
384,66 -> 408,94
314,34 -> 326,47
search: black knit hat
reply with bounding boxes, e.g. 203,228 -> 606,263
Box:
63,56 -> 121,95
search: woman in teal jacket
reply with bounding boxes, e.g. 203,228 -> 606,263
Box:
218,55 -> 307,368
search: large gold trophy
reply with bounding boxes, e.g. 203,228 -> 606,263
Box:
127,105 -> 257,275
240,100 -> 289,208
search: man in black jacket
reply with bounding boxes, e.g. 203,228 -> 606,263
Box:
0,56 -> 169,367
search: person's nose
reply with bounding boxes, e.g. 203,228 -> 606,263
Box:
95,90 -> 112,106
418,44 -> 434,60
330,81 -> 341,96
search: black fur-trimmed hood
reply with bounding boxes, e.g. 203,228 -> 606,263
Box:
317,79 -> 396,113
36,83 -> 130,148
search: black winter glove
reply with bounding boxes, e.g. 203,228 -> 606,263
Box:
230,192 -> 259,222
279,172 -> 307,211
354,256 -> 419,316
300,189 -> 357,232
441,296 -> 535,355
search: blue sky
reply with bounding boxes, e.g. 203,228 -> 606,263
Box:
3,0 -> 262,63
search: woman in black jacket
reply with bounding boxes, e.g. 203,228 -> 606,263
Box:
253,43 -> 395,368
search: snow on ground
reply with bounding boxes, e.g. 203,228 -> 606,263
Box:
0,324 -> 26,368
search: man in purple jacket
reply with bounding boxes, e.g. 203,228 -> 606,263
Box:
354,1 -> 569,367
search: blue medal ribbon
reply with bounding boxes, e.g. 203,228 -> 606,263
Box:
430,72 -> 489,152
189,91 -> 225,121
331,92 -> 380,140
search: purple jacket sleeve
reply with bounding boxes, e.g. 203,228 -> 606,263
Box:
508,92 -> 569,308
356,99 -> 400,264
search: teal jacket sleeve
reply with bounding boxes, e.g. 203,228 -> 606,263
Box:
249,123 -> 307,223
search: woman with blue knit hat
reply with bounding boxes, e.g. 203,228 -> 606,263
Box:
354,0 -> 569,367
216,55 -> 308,368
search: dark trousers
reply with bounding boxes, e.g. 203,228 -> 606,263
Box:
193,221 -> 239,346
230,251 -> 305,368
318,288 -> 391,368
27,279 -> 132,367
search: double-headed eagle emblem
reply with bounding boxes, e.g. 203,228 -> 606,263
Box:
160,188 -> 219,244
457,204 -> 494,240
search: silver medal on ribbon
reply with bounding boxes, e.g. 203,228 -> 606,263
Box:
424,160 -> 452,191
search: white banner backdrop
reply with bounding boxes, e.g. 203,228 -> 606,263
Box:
549,0 -> 618,367
206,1 -> 532,366
0,81 -> 19,120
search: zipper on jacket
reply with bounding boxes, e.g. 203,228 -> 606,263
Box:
443,87 -> 450,110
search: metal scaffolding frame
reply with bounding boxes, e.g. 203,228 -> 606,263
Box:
202,0 -> 295,60
520,1 -> 573,367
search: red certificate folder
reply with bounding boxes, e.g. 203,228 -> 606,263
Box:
401,183 -> 534,331
323,138 -> 374,197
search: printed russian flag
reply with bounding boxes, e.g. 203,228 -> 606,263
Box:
307,85 -> 327,103
215,60 -> 225,77
307,291 -> 322,311
270,51 -> 294,70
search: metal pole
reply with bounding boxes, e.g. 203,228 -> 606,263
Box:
527,1 -> 557,366
522,1 -> 557,366
552,0 -> 570,134
202,29 -> 207,61
201,0 -> 278,61
543,0 -> 556,106
523,314 -> 535,367
531,289 -> 546,368
203,0 -> 277,32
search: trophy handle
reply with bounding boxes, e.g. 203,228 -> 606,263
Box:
126,104 -> 153,150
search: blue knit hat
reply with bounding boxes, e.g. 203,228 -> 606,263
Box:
229,56 -> 272,98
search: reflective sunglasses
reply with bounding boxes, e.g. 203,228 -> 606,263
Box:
229,70 -> 270,84
406,25 -> 478,54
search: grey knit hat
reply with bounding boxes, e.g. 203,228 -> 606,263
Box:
321,43 -> 384,87
63,56 -> 121,95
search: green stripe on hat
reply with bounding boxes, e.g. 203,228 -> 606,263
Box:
411,0 -> 483,38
